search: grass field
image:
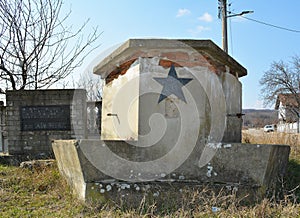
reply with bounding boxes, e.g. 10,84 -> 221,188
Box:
0,131 -> 299,217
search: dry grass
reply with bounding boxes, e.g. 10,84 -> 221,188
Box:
0,163 -> 299,217
0,163 -> 85,217
242,130 -> 300,160
242,130 -> 300,205
0,132 -> 299,217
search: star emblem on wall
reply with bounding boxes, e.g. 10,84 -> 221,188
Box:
154,65 -> 193,103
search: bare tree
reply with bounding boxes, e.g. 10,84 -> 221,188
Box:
77,71 -> 103,135
77,71 -> 103,101
0,0 -> 101,92
260,55 -> 300,132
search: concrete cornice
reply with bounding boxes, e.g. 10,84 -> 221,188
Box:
93,39 -> 247,78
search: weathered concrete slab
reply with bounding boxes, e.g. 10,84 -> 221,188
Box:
0,153 -> 32,166
52,140 -> 86,200
52,140 -> 290,202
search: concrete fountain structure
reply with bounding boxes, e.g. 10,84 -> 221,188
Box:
52,39 -> 290,202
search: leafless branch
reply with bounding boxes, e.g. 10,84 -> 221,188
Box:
260,55 -> 300,121
0,0 -> 101,92
77,70 -> 103,101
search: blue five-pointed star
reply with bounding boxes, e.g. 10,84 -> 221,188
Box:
154,65 -> 193,103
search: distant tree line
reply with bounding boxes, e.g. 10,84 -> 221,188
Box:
242,109 -> 278,128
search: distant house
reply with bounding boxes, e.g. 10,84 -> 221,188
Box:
275,93 -> 300,133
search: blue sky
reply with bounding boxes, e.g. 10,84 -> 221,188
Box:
63,0 -> 300,109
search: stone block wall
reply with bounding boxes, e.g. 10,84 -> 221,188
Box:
6,89 -> 86,156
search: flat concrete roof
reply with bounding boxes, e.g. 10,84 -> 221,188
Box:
93,39 -> 247,78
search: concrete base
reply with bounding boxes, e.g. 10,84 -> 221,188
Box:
0,153 -> 54,166
52,140 -> 290,202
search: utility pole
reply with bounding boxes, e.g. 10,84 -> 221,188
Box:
221,0 -> 228,53
218,0 -> 253,54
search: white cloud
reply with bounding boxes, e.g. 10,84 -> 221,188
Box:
176,8 -> 191,17
188,25 -> 211,36
198,12 -> 213,22
195,25 -> 210,32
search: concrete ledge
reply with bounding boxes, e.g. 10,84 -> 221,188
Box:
93,39 -> 247,78
0,153 -> 54,166
52,140 -> 290,202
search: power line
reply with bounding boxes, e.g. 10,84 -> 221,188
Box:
239,15 -> 300,33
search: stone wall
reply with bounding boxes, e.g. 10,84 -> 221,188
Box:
6,89 -> 86,157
